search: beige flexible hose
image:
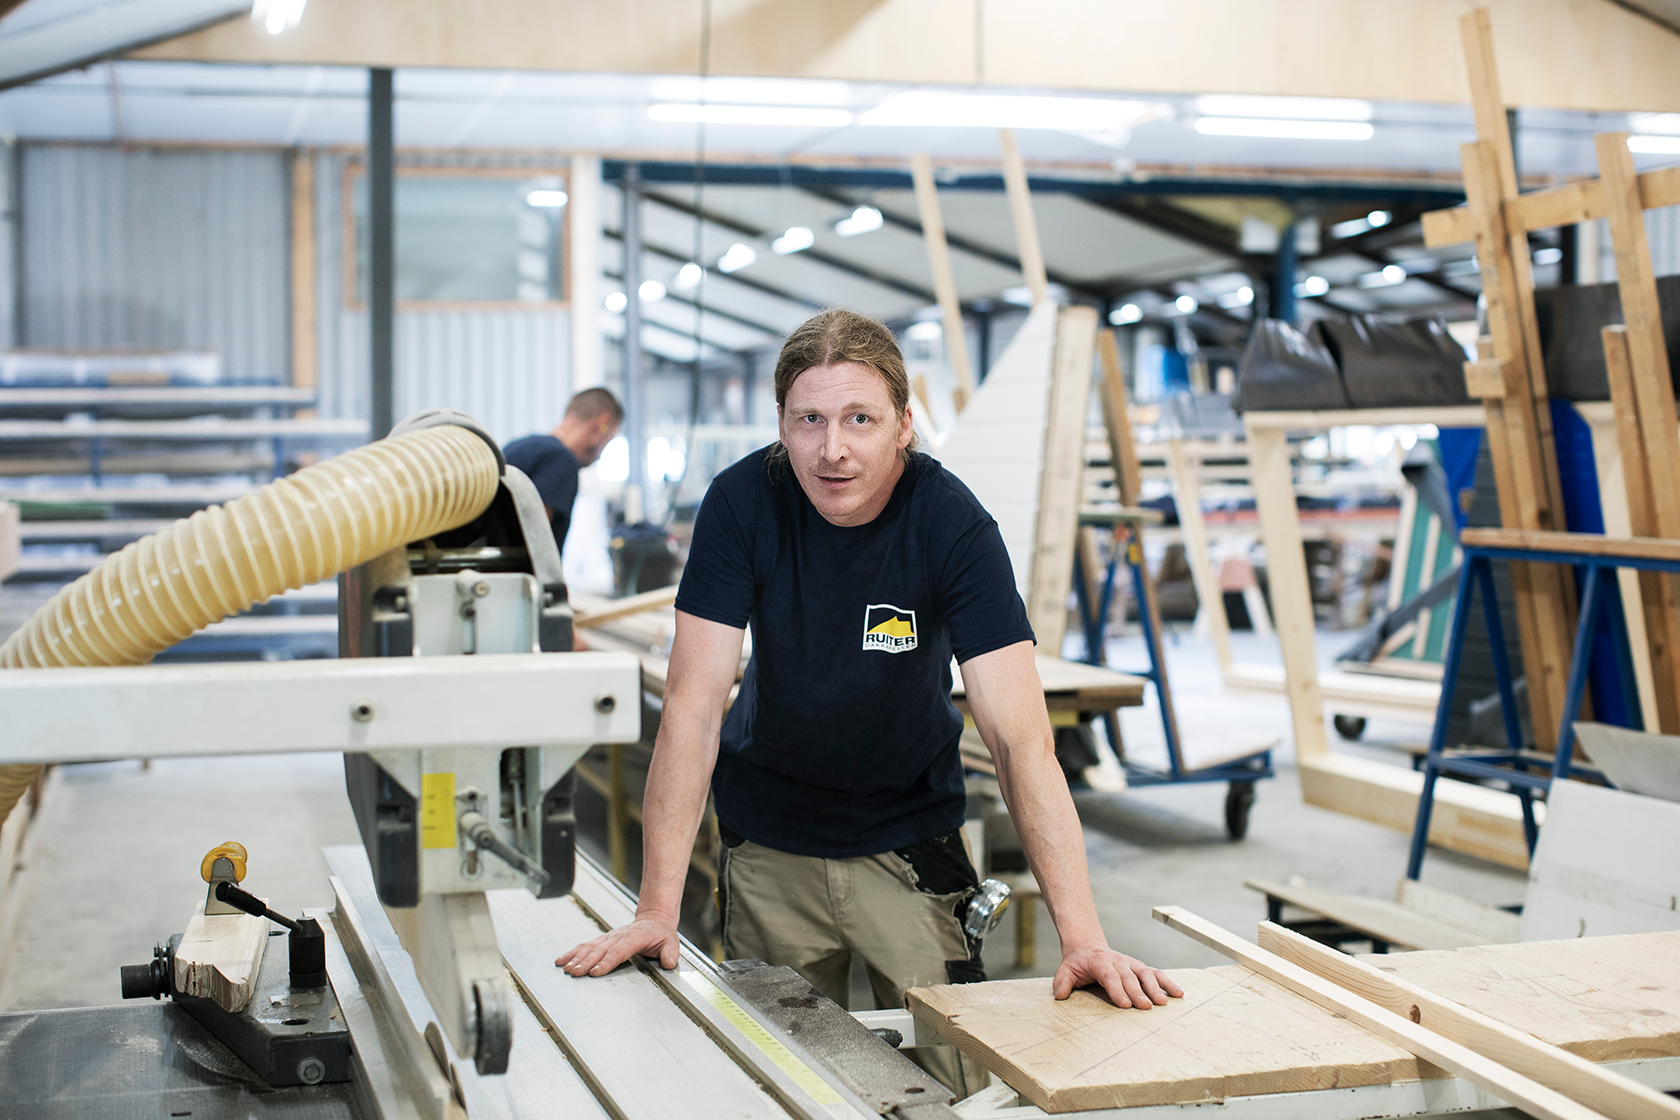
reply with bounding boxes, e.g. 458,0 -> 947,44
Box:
0,424 -> 502,828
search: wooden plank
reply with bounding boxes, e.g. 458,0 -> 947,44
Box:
1393,878 -> 1522,944
1153,906 -> 1613,1120
1240,405 -> 1488,429
952,653 -> 1146,708
1094,331 -> 1142,505
1093,328 -> 1180,753
1599,133 -> 1680,551
1580,401 -> 1662,729
1166,440 -> 1235,678
1297,753 -> 1532,870
1508,179 -> 1605,234
1428,165 -> 1680,248
1461,527 -> 1680,562
290,149 -> 318,402
907,965 -> 1436,1113
1368,930 -> 1680,1065
909,152 -> 975,413
1243,878 -> 1502,951
1464,358 -> 1518,399
1025,307 -> 1096,656
1462,136 -> 1571,748
1423,205 -> 1473,249
1257,921 -> 1680,1120
1244,423 -> 1328,759
998,128 -> 1047,306
1603,326 -> 1680,732
173,899 -> 269,1013
573,585 -> 679,630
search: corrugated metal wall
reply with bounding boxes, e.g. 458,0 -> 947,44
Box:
312,152 -> 572,444
17,144 -> 289,383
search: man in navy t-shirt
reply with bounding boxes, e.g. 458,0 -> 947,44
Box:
503,387 -> 623,556
558,310 -> 1180,1092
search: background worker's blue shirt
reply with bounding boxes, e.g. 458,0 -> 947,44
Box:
503,435 -> 580,553
675,447 -> 1034,858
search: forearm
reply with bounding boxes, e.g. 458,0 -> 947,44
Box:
632,711 -> 721,924
995,739 -> 1107,952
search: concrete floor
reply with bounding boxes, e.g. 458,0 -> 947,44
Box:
0,582 -> 1527,1012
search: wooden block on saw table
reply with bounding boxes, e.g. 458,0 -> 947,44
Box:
174,899 -> 269,1013
907,967 -> 1438,1113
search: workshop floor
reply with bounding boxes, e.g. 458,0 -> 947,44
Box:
0,583 -> 1526,1013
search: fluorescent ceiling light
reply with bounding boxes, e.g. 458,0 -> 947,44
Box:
771,226 -> 815,255
1197,117 -> 1374,141
252,0 -> 307,35
1367,210 -> 1392,228
1194,94 -> 1371,121
1174,295 -> 1199,314
1632,112 -> 1680,135
717,243 -> 757,273
859,91 -> 1166,132
905,320 -> 942,341
1295,275 -> 1330,298
639,280 -> 667,303
1533,247 -> 1563,266
603,291 -> 627,313
1629,134 -> 1680,155
1218,286 -> 1254,309
648,103 -> 853,127
1001,286 -> 1035,307
673,262 -> 704,290
835,206 -> 883,237
525,189 -> 568,208
1110,303 -> 1142,325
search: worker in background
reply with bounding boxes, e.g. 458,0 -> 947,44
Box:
555,310 -> 1181,1095
503,387 -> 623,558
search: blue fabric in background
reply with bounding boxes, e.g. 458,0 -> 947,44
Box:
1436,427 -> 1482,534
1551,400 -> 1638,729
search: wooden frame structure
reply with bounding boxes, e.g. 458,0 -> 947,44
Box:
1423,8 -> 1680,742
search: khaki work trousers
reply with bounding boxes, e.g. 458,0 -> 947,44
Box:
718,833 -> 990,1098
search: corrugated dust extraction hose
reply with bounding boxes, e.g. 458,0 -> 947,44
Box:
0,424 -> 502,830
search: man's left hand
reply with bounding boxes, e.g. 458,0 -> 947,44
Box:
1053,947 -> 1184,1009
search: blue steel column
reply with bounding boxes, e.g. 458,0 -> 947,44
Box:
1272,219 -> 1297,324
368,68 -> 395,441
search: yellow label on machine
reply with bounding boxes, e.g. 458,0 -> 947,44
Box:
420,772 -> 456,849
677,971 -> 844,1105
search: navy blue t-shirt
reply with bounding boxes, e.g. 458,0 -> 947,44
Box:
504,435 -> 581,553
675,447 -> 1034,858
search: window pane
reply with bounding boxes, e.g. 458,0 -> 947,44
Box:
353,172 -> 564,304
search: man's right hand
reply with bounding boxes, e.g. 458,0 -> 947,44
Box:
554,917 -> 681,976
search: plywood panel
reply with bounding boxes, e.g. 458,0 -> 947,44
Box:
907,967 -> 1435,1113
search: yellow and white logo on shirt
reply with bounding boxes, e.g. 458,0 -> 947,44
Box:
862,604 -> 918,654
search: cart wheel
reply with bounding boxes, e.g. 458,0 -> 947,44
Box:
1224,781 -> 1257,840
1333,714 -> 1368,740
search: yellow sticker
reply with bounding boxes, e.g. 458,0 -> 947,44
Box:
420,772 -> 456,849
677,971 -> 844,1105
